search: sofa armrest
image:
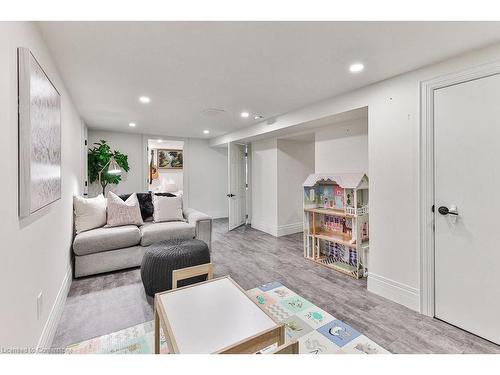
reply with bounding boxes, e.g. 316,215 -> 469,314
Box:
183,208 -> 212,250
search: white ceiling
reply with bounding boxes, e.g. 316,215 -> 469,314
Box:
39,22 -> 500,139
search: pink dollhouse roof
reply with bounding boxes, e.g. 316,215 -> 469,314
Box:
302,173 -> 368,189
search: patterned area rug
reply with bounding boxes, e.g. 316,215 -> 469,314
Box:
247,281 -> 389,354
65,321 -> 169,354
66,281 -> 389,354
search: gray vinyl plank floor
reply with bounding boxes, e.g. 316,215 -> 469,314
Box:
52,219 -> 500,353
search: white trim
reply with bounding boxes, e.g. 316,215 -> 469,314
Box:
246,143 -> 252,225
251,220 -> 278,237
367,273 -> 420,312
227,142 -> 250,231
419,60 -> 500,317
276,222 -> 303,237
82,122 -> 88,196
141,134 -> 189,205
227,142 -> 233,230
209,211 -> 228,220
36,264 -> 72,350
250,221 -> 303,237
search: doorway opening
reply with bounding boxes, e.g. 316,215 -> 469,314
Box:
227,142 -> 250,231
147,139 -> 184,195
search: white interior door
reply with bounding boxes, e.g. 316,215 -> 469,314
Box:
228,142 -> 247,231
434,73 -> 500,344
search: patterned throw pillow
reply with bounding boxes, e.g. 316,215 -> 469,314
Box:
106,192 -> 144,227
119,193 -> 154,221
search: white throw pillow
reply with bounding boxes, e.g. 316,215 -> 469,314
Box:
73,194 -> 107,234
106,192 -> 144,227
152,195 -> 184,223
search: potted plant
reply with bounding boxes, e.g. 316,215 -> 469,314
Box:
88,140 -> 130,195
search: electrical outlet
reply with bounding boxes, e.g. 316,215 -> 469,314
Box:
37,292 -> 43,320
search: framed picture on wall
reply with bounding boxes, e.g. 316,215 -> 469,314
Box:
18,47 -> 62,217
157,149 -> 183,169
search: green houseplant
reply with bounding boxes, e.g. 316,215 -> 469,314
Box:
88,140 -> 130,195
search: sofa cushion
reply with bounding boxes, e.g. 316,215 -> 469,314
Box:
73,225 -> 141,256
154,192 -> 176,197
152,195 -> 184,223
73,194 -> 107,234
140,222 -> 195,246
119,192 -> 154,221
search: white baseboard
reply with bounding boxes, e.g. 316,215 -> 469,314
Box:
367,272 -> 420,312
251,220 -> 278,237
276,222 -> 303,237
36,264 -> 72,350
208,211 -> 228,219
251,221 -> 303,237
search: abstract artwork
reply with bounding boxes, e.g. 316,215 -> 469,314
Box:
18,48 -> 61,217
157,149 -> 183,169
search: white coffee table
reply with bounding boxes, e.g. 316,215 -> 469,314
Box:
154,276 -> 285,354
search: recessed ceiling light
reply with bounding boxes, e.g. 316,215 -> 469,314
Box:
240,111 -> 250,118
129,122 -> 136,127
157,139 -> 163,143
254,115 -> 264,120
203,130 -> 210,134
349,63 -> 364,73
139,96 -> 151,103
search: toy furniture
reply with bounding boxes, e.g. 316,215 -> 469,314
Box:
303,173 -> 369,279
154,276 -> 285,353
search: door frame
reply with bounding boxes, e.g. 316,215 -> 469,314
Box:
227,141 -> 249,230
419,60 -> 500,316
141,135 -> 188,203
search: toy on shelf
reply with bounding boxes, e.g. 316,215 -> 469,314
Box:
302,173 -> 369,279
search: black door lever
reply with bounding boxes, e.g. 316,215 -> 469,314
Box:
438,206 -> 458,216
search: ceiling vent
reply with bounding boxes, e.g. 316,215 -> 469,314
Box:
201,108 -> 226,117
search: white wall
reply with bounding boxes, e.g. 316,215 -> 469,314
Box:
213,42 -> 500,312
251,128 -> 361,238
185,139 -> 228,218
251,138 -> 278,235
87,131 -> 228,218
87,130 -> 144,196
277,139 -> 315,236
315,118 -> 368,174
0,22 -> 83,348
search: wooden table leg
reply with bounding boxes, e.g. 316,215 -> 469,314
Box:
277,324 -> 285,346
154,308 -> 160,354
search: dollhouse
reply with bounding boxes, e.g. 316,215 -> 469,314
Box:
303,173 -> 369,279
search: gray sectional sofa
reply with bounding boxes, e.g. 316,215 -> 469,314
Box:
72,207 -> 212,277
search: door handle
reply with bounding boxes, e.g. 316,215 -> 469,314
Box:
438,205 -> 458,216
227,193 -> 236,197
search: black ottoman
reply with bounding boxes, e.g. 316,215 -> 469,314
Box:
141,238 -> 210,297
